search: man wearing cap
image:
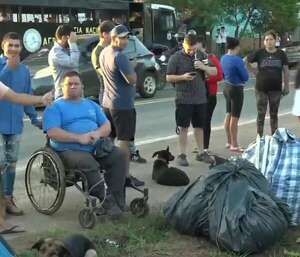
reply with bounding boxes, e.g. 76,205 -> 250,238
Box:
100,25 -> 144,187
92,21 -> 147,165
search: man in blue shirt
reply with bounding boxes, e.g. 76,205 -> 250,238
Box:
100,25 -> 144,187
0,32 -> 41,216
43,71 -> 127,218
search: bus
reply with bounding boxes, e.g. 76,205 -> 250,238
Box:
0,0 -> 177,57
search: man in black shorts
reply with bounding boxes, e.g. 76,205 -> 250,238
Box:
166,34 -> 217,166
100,25 -> 144,186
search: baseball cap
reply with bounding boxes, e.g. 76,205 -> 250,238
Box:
110,24 -> 130,37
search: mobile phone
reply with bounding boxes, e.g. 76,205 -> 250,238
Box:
189,72 -> 197,76
202,59 -> 209,65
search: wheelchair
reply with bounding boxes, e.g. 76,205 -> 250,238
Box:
25,141 -> 149,229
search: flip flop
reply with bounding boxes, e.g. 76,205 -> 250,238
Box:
0,225 -> 25,234
230,146 -> 244,153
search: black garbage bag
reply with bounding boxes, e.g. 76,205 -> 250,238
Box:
164,158 -> 290,255
163,175 -> 210,236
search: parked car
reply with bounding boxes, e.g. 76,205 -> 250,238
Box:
23,35 -> 161,100
281,41 -> 300,67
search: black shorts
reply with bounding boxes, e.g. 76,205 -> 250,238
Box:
223,84 -> 244,118
175,104 -> 206,128
103,108 -> 136,141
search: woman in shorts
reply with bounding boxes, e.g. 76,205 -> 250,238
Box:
221,37 -> 249,152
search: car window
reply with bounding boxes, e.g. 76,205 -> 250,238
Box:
124,39 -> 136,54
86,41 -> 99,58
134,37 -> 151,56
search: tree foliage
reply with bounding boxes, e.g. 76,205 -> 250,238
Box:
152,0 -> 299,38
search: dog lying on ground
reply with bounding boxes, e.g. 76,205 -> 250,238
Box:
32,234 -> 97,257
206,154 -> 227,168
152,147 -> 189,186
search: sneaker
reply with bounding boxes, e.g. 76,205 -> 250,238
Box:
130,150 -> 147,163
196,151 -> 206,162
125,175 -> 145,187
196,151 -> 215,165
102,196 -> 123,220
176,154 -> 189,167
5,197 -> 24,216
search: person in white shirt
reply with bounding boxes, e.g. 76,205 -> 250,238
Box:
219,26 -> 227,56
292,68 -> 300,122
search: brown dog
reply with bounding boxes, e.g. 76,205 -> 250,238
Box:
32,234 -> 97,257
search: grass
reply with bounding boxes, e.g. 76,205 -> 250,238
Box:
15,213 -> 300,257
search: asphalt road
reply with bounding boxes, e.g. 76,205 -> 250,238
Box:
6,69 -> 300,236
19,73 -> 296,164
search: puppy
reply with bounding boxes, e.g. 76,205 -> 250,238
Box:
32,234 -> 97,257
207,153 -> 227,168
152,146 -> 189,186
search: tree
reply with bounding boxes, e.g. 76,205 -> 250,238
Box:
216,0 -> 299,38
150,0 -> 299,39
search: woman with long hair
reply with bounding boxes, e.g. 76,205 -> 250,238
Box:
245,30 -> 289,136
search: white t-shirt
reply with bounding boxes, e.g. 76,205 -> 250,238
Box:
0,81 -> 9,100
292,89 -> 300,116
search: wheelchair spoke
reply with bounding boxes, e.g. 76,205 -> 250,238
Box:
25,150 -> 65,213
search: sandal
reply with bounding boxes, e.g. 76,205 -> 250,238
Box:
0,224 -> 25,234
229,146 -> 244,153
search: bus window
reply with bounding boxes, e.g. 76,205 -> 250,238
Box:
20,6 -> 42,23
43,7 -> 63,23
78,10 -> 95,26
160,12 -> 174,31
0,6 -> 18,22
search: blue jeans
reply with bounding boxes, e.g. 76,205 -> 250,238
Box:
0,134 -> 21,197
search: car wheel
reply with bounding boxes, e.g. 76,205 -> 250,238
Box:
138,71 -> 157,98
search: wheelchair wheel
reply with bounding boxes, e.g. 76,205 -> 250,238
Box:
130,198 -> 149,217
25,147 -> 66,215
78,208 -> 96,229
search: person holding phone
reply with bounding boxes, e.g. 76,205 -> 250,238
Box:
221,37 -> 249,153
48,24 -> 80,98
166,34 -> 216,166
194,37 -> 223,161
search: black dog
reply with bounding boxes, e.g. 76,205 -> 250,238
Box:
32,234 -> 97,257
152,146 -> 189,186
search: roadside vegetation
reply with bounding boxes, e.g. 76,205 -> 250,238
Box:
15,213 -> 300,257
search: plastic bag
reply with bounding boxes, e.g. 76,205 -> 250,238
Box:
243,128 -> 300,225
164,158 -> 290,255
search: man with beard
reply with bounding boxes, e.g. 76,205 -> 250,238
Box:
48,24 -> 80,99
100,25 -> 145,186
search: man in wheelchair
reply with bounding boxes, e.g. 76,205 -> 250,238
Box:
43,71 -> 128,218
